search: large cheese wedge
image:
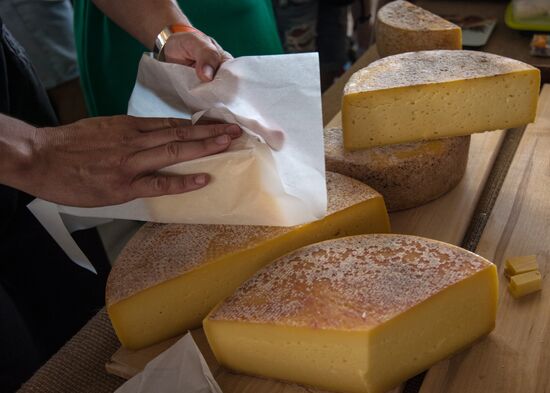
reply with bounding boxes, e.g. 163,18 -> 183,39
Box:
325,126 -> 470,211
204,234 -> 498,393
342,50 -> 540,150
106,172 -> 390,349
376,0 -> 462,58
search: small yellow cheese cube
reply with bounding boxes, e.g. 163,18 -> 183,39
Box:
509,271 -> 542,298
505,255 -> 538,276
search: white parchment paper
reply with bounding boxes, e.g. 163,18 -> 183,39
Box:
28,53 -> 326,271
114,333 -> 222,393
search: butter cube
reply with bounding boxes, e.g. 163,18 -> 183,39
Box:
509,270 -> 542,298
505,255 -> 538,276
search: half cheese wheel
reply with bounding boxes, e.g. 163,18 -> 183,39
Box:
106,172 -> 390,349
204,234 -> 498,393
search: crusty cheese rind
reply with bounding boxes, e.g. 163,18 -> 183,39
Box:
376,0 -> 462,57
325,127 -> 470,211
344,50 -> 538,94
207,234 -> 494,328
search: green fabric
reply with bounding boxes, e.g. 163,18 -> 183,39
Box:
74,0 -> 284,117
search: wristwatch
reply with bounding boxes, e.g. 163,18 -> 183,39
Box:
153,24 -> 200,61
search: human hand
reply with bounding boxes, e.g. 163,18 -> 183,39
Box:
162,28 -> 232,82
3,115 -> 241,207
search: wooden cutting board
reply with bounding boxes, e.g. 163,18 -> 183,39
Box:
419,85 -> 550,393
106,113 -> 506,393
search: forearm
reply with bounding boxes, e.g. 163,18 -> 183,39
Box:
92,0 -> 191,50
0,114 -> 35,190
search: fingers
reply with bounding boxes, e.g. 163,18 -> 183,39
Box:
132,123 -> 242,149
130,173 -> 210,199
171,33 -> 225,81
129,133 -> 233,173
132,116 -> 192,132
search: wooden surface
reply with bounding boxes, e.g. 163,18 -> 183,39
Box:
419,86 -> 550,393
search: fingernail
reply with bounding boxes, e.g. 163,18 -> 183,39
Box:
215,134 -> 230,145
203,64 -> 215,80
194,174 -> 207,185
227,124 -> 241,136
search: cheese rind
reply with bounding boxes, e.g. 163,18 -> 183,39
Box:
107,172 -> 390,349
204,234 -> 498,393
325,127 -> 470,211
376,0 -> 462,57
342,50 -> 540,150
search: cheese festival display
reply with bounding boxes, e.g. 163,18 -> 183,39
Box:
342,50 -> 540,150
375,0 -> 462,57
204,234 -> 498,393
106,172 -> 390,349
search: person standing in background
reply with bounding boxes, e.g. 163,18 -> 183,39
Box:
74,0 -> 284,117
0,0 -> 88,124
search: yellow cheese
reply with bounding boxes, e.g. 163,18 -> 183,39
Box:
376,0 -> 462,58
204,234 -> 498,393
504,255 -> 539,276
325,126 -> 470,211
342,50 -> 540,150
106,172 -> 390,349
509,270 -> 542,298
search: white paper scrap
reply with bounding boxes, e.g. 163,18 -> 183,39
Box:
115,333 -> 222,393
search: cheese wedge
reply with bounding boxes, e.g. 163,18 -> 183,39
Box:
376,0 -> 462,58
325,126 -> 470,211
204,234 -> 498,393
106,172 -> 390,349
342,50 -> 540,150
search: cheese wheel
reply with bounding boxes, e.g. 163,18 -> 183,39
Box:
204,234 -> 498,393
106,172 -> 390,349
376,0 -> 462,58
342,50 -> 540,150
325,127 -> 470,211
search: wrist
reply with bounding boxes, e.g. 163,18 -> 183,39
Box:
154,23 -> 201,61
0,115 -> 37,189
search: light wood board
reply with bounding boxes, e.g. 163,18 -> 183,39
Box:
419,85 -> 550,393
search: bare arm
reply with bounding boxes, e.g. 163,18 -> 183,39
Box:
92,0 -> 188,50
0,114 -> 241,207
92,0 -> 231,81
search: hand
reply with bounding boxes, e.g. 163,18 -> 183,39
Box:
163,30 -> 232,82
1,115 -> 241,207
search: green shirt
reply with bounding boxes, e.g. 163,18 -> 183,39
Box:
74,0 -> 283,117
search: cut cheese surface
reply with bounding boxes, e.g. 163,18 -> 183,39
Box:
325,126 -> 470,211
204,234 -> 498,393
342,50 -> 540,149
504,255 -> 539,276
106,172 -> 390,349
376,0 -> 462,57
509,270 -> 542,298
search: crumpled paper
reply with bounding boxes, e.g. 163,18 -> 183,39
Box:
28,53 -> 326,272
114,333 -> 222,393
